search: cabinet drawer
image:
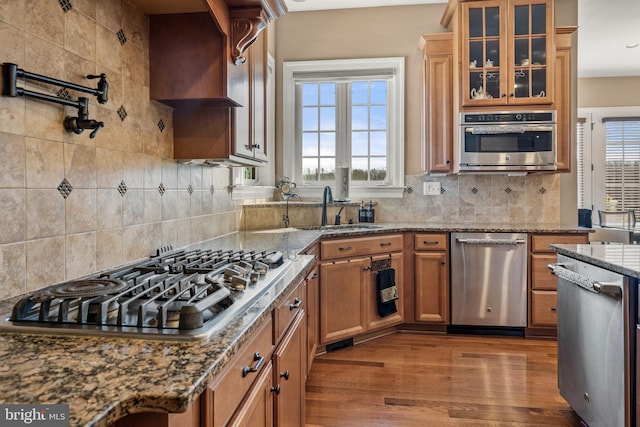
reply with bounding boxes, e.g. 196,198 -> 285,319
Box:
531,233 -> 589,252
414,233 -> 447,251
205,316 -> 274,427
531,254 -> 557,290
531,290 -> 558,327
321,234 -> 403,260
274,280 -> 305,343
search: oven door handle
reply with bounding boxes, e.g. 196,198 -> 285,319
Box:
548,263 -> 622,298
466,125 -> 554,134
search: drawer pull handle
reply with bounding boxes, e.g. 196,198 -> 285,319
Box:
289,298 -> 302,310
242,352 -> 265,377
280,370 -> 290,380
550,307 -> 557,312
311,273 -> 319,279
423,240 -> 439,245
380,242 -> 392,247
338,246 -> 352,251
271,384 -> 281,395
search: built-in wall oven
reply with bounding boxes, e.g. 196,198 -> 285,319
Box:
458,111 -> 556,172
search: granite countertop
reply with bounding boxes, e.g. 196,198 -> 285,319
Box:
0,224 -> 589,427
551,243 -> 640,279
0,231 -> 319,427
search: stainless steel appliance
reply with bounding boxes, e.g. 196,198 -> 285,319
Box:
549,256 -> 637,427
450,233 -> 528,328
458,111 -> 556,172
0,246 -> 291,341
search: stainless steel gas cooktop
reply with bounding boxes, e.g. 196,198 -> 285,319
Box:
0,246 -> 291,341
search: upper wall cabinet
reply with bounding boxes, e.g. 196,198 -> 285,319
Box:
443,0 -> 555,108
131,0 -> 285,165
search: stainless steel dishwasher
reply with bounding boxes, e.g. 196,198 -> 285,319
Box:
450,232 -> 528,328
549,255 -> 636,427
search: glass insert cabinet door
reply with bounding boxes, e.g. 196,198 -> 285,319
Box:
461,0 -> 554,106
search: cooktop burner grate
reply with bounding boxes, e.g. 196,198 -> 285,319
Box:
2,247 -> 290,340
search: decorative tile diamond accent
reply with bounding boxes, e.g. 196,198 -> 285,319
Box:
505,187 -> 512,194
210,185 -> 215,194
538,186 -> 547,194
405,186 -> 414,194
157,119 -> 165,132
58,0 -> 72,12
117,105 -> 127,121
471,187 -> 479,194
187,185 -> 193,195
56,88 -> 71,100
440,187 -> 446,194
117,181 -> 128,197
116,29 -> 127,45
158,183 -> 166,196
57,178 -> 73,199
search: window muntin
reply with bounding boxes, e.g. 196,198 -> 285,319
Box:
283,57 -> 404,199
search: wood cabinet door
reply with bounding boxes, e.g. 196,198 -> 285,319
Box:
422,34 -> 454,174
414,251 -> 449,323
306,266 -> 319,375
319,258 -> 368,344
228,362 -> 274,427
366,253 -> 405,331
273,313 -> 305,427
554,27 -> 576,172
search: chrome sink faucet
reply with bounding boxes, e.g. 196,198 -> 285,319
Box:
321,185 -> 333,226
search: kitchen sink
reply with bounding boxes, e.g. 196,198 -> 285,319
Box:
299,224 -> 383,232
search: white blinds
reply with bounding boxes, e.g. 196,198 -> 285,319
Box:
604,118 -> 640,216
576,118 -> 586,209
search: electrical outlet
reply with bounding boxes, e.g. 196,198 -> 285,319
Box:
423,181 -> 441,196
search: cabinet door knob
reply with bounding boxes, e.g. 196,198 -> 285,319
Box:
289,298 -> 302,310
280,370 -> 290,380
550,307 -> 557,312
271,384 -> 281,395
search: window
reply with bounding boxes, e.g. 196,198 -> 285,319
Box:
603,118 -> 640,214
577,107 -> 640,219
283,58 -> 405,199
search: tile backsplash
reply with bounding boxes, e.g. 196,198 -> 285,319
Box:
0,0 -> 242,298
242,174 -> 561,230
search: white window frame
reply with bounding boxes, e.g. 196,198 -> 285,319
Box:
578,106 -> 640,216
282,57 -> 405,199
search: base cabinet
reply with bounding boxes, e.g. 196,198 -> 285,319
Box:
319,234 -> 404,345
319,258 -> 368,344
305,265 -> 319,376
414,233 -> 449,323
273,313 -> 305,427
228,362 -> 273,427
528,233 -> 589,333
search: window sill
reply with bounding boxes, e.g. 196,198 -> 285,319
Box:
231,185 -> 276,201
294,185 -> 405,200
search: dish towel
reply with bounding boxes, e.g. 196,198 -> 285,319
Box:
376,268 -> 399,318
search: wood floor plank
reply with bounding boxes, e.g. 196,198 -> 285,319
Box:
305,333 -> 582,427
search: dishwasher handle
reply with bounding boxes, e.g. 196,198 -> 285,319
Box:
456,238 -> 526,245
548,263 -> 622,297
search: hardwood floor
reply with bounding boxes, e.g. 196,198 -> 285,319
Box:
305,332 -> 582,426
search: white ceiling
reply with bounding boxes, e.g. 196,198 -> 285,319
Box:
283,0 -> 640,78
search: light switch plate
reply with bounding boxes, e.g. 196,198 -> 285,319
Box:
423,181 -> 441,195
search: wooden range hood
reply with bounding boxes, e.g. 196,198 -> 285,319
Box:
129,0 -> 286,164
